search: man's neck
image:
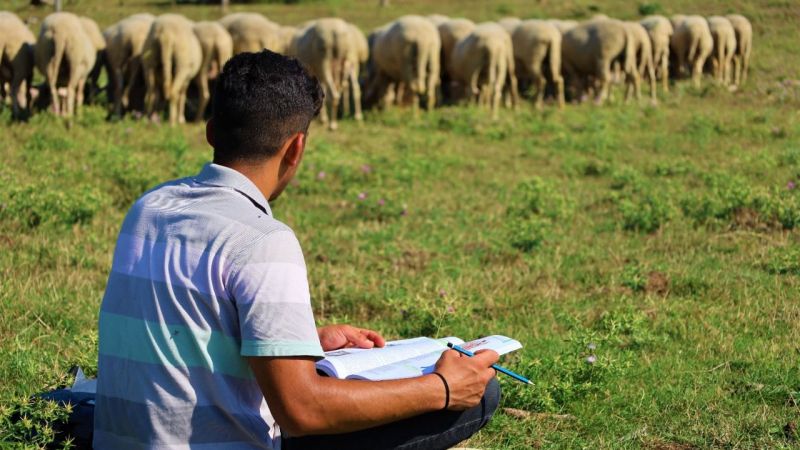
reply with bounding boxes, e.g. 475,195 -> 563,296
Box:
220,160 -> 278,202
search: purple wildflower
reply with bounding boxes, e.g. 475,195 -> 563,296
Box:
377,198 -> 386,206
361,164 -> 372,174
446,305 -> 455,314
787,181 -> 796,190
316,171 -> 326,180
439,289 -> 447,297
357,192 -> 367,201
586,355 -> 597,365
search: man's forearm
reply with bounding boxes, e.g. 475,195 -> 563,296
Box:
249,358 -> 446,436
302,375 -> 446,434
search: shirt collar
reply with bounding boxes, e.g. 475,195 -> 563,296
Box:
194,163 -> 272,216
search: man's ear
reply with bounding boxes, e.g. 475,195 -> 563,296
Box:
205,118 -> 215,148
283,132 -> 305,167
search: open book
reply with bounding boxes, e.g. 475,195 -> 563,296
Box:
316,335 -> 522,381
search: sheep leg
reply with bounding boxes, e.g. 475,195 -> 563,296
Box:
122,58 -> 143,110
596,59 -> 611,105
349,69 -> 363,121
741,46 -> 749,84
425,61 -> 437,112
143,65 -> 157,120
169,71 -> 192,125
10,74 -> 25,120
341,76 -> 351,118
75,75 -> 88,117
178,82 -> 188,125
533,71 -> 546,109
732,54 -> 741,86
660,50 -> 669,93
548,43 -> 565,108
194,73 -> 209,122
111,67 -> 124,117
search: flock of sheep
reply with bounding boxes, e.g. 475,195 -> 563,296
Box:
0,10 -> 753,128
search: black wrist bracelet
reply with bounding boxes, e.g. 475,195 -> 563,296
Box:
432,372 -> 449,410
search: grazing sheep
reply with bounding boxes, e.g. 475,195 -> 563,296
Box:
511,19 -> 564,108
624,21 -> 657,100
438,18 -> 475,101
294,18 -> 352,130
670,15 -> 713,87
222,13 -> 282,55
341,22 -> 367,121
707,16 -> 737,86
368,15 -> 441,114
640,15 -> 673,92
192,21 -> 232,121
141,14 -> 202,125
726,14 -> 752,86
561,18 -> 639,104
0,11 -> 35,119
79,16 -> 106,104
104,13 -> 155,117
35,12 -> 97,117
548,19 -> 578,34
451,22 -> 519,119
497,17 -> 521,34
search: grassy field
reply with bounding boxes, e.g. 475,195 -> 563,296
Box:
2,0 -> 800,448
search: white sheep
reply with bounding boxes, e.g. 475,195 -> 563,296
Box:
451,22 -> 518,118
0,11 -> 36,119
511,19 -> 564,108
35,12 -> 97,117
624,21 -> 657,101
141,14 -> 202,125
726,14 -> 752,86
221,13 -> 282,55
104,14 -> 155,118
561,18 -> 639,104
670,15 -> 713,87
193,21 -> 233,121
368,15 -> 441,114
640,15 -> 673,92
707,16 -> 737,86
294,18 -> 353,130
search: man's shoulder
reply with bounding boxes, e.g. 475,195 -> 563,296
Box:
127,175 -> 301,254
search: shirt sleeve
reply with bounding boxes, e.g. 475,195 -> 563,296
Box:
228,229 -> 324,358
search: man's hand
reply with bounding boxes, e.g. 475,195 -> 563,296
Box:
317,325 -> 386,351
432,349 -> 498,411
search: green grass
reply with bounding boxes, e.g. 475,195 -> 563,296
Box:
2,0 -> 800,448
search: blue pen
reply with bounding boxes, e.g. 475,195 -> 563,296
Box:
447,342 -> 533,385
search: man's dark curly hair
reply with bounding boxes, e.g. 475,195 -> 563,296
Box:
211,50 -> 324,164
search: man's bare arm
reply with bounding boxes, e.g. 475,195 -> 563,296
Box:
247,349 -> 498,437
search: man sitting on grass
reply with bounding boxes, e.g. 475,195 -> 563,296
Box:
94,50 -> 500,450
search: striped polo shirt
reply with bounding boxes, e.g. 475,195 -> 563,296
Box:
94,163 -> 325,449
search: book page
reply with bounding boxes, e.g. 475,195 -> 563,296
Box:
460,335 -> 522,355
315,337 -> 463,379
348,350 -> 443,381
348,335 -> 522,381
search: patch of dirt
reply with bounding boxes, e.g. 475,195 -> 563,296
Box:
393,249 -> 431,271
645,271 -> 670,296
732,208 -> 773,231
0,235 -> 13,248
785,421 -> 798,441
